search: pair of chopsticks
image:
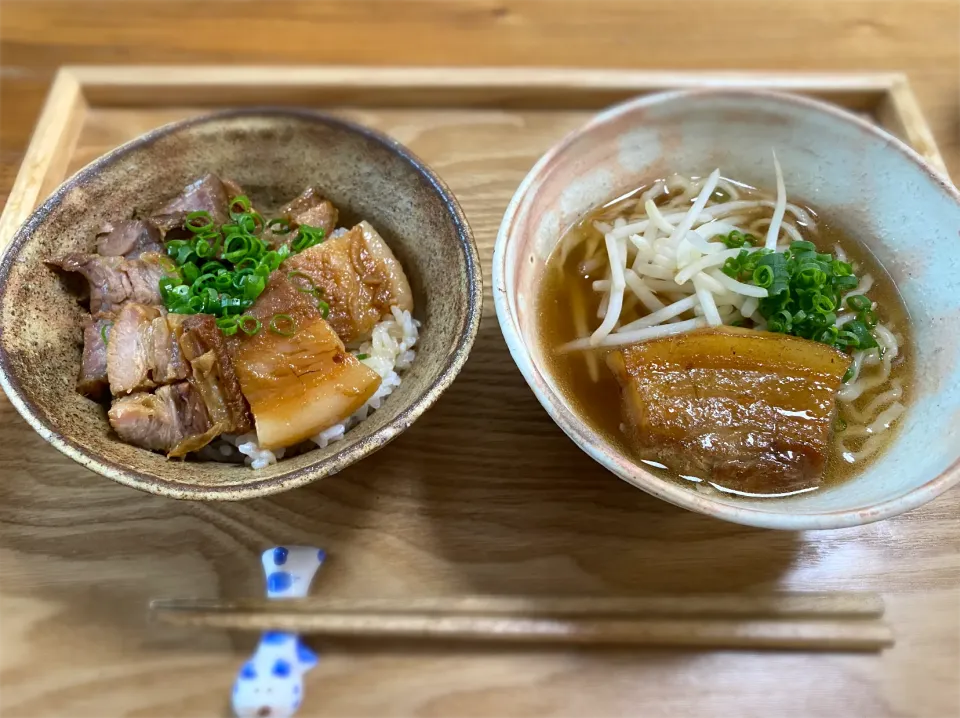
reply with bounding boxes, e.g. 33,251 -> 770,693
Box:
150,592 -> 893,652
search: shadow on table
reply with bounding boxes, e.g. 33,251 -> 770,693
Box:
0,317 -> 800,660
277,317 -> 802,598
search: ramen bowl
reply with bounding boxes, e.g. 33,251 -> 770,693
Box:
0,109 -> 482,500
494,89 -> 960,530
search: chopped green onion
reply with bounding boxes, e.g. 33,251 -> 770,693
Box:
859,308 -> 879,328
229,195 -> 252,218
292,224 -> 326,252
236,212 -> 265,235
241,274 -> 266,300
100,322 -> 111,345
724,235 -> 887,354
185,211 -> 213,233
811,293 -> 835,314
832,260 -> 853,276
817,326 -> 840,345
846,295 -> 872,312
842,365 -> 855,383
720,230 -> 754,249
316,296 -> 330,318
262,250 -> 283,272
238,315 -> 261,335
269,313 -> 296,336
223,235 -> 251,263
181,262 -> 200,284
287,270 -> 315,293
160,201 -> 343,321
216,316 -> 239,336
844,320 -> 878,349
355,353 -> 369,360
195,237 -> 215,258
833,275 -> 859,291
166,239 -> 188,256
752,265 -> 774,288
176,244 -> 196,266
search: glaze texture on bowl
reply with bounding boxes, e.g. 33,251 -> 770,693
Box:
494,89 -> 960,530
0,109 -> 481,500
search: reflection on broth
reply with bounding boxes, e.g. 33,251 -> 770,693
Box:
536,163 -> 912,498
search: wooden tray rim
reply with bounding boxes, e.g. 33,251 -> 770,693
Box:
0,64 -> 947,253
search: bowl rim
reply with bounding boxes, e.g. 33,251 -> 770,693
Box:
0,107 -> 483,500
493,87 -> 960,530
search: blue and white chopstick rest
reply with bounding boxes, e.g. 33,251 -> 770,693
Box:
231,546 -> 325,718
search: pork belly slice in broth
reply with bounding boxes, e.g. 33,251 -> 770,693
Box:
78,313 -> 112,398
49,251 -> 171,314
148,173 -> 243,232
177,314 -> 254,438
227,272 -> 382,450
108,382 -> 217,456
96,219 -> 163,259
608,327 -> 851,494
106,304 -> 190,396
284,221 -> 414,343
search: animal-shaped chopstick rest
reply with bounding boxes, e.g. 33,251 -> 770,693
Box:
231,546 -> 325,718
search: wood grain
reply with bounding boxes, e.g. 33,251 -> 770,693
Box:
1,2 -> 959,717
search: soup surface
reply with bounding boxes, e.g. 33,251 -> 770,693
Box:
536,174 -> 912,498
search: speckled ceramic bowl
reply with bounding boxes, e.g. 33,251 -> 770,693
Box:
0,109 -> 481,500
494,89 -> 960,530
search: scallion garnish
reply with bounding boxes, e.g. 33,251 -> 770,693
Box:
316,297 -> 330,319
216,316 -> 239,336
269,314 -> 296,336
238,315 -> 262,335
159,199 -> 336,334
846,295 -> 871,312
720,230 -> 757,249
100,322 -> 111,345
185,211 -> 213,233
356,353 -> 369,360
727,239 -> 884,353
229,195 -> 252,218
291,224 -> 326,252
287,270 -> 315,293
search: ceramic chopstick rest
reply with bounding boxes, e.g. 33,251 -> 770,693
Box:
231,546 -> 326,718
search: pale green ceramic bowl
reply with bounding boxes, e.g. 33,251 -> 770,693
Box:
494,89 -> 960,530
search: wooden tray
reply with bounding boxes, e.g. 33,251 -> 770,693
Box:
0,67 -> 956,718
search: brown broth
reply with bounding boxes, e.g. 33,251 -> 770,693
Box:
535,180 -> 913,497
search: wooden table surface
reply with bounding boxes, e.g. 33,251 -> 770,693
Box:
1,2 -> 959,717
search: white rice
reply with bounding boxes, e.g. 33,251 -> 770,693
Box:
231,306 -> 420,469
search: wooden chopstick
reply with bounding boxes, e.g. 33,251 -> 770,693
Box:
152,592 -> 884,618
150,593 -> 892,652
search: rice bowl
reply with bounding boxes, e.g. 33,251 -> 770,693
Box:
0,109 -> 482,500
